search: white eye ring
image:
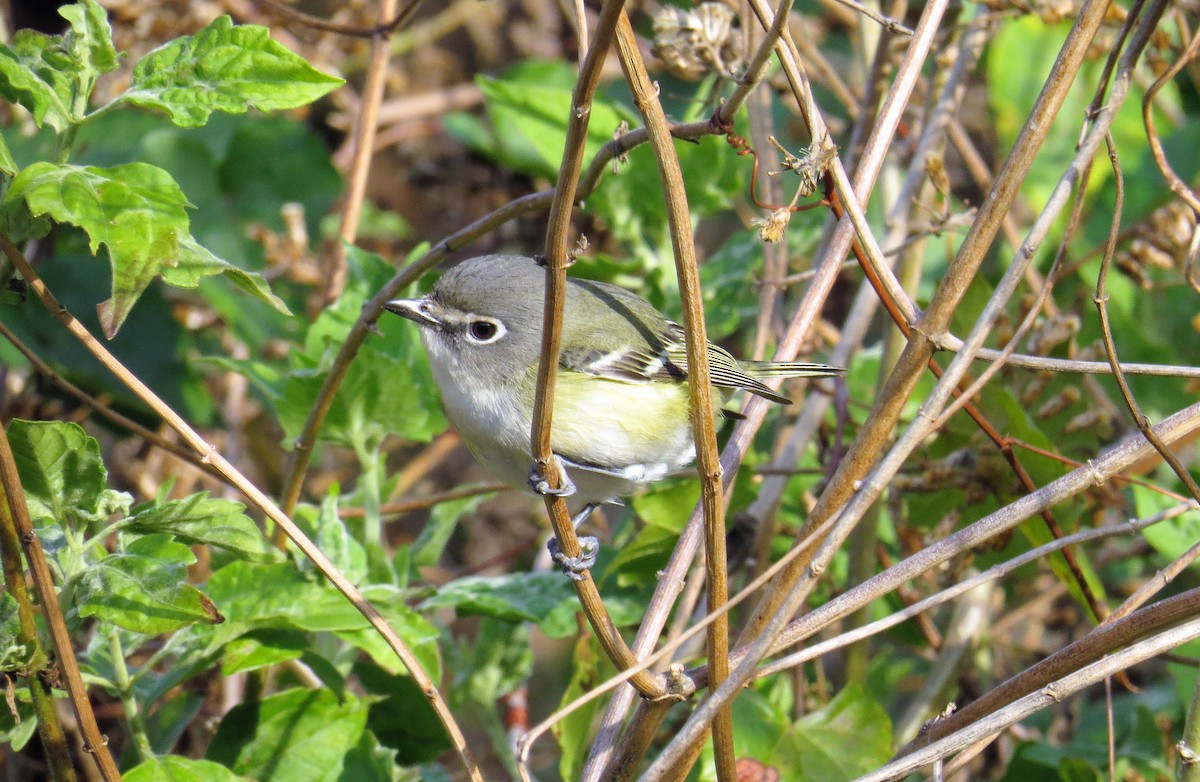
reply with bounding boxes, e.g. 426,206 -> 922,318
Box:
465,318 -> 506,344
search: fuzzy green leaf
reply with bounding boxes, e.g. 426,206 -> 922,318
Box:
123,492 -> 283,564
7,419 -> 107,528
76,536 -> 224,634
5,161 -> 192,337
208,689 -> 369,782
160,236 -> 291,315
420,573 -> 575,623
123,16 -> 343,128
0,0 -> 117,132
125,756 -> 250,782
59,0 -> 120,88
0,134 -> 16,176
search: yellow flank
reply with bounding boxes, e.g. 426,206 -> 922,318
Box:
550,371 -> 700,467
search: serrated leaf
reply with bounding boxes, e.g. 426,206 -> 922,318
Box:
419,573 -> 574,623
126,754 -> 251,782
0,134 -> 16,176
299,493 -> 368,582
279,344 -> 444,451
7,419 -> 107,528
202,563 -> 444,680
792,684 -> 893,780
122,492 -> 283,564
0,592 -> 29,671
123,16 -> 343,128
76,536 -> 224,634
334,600 -> 441,679
0,33 -> 76,132
208,688 -> 369,782
203,563 -> 366,642
354,661 -> 449,765
60,0 -> 120,87
0,0 -> 118,133
5,161 -> 191,337
160,236 -> 291,315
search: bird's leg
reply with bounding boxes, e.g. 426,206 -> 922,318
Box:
547,503 -> 600,581
528,454 -> 577,498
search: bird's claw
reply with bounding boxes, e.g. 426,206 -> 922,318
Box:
548,535 -> 600,581
528,457 -> 577,498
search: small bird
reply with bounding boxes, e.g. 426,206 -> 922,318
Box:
385,254 -> 844,578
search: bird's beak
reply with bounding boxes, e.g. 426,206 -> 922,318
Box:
384,296 -> 440,327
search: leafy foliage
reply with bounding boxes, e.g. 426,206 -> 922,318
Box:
1,1 -> 1199,781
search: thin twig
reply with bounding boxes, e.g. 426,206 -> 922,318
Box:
0,320 -> 221,477
322,0 -> 403,305
614,14 -> 736,779
528,0 -> 668,699
1095,133 -> 1200,501
250,0 -> 420,37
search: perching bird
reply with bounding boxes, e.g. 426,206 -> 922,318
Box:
385,254 -> 844,577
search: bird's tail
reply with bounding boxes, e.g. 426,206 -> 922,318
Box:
744,361 -> 846,380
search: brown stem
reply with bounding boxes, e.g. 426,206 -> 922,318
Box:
614,13 -> 735,779
528,0 -> 667,699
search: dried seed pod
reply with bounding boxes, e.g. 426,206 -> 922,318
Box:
1115,199 -> 1198,289
1036,387 -> 1081,419
1064,408 -> 1114,436
652,3 -> 745,81
1026,314 -> 1081,356
1021,370 -> 1054,406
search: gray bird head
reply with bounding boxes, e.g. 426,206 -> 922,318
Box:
385,255 -> 548,386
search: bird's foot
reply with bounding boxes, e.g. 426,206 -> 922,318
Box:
528,455 -> 577,498
548,535 -> 600,581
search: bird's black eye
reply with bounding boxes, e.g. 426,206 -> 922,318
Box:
468,319 -> 500,342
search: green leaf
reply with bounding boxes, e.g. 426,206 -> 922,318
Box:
472,67 -> 634,181
60,0 -> 120,91
355,660 -> 452,764
126,755 -> 250,782
76,535 -> 224,633
334,599 -> 441,680
338,731 -> 398,782
5,161 -> 191,337
555,637 -> 611,782
0,695 -> 37,752
0,592 -> 29,671
792,684 -> 893,780
123,16 -> 343,128
0,32 -> 74,131
299,493 -> 368,583
7,419 -> 107,528
202,562 -> 441,679
0,0 -> 118,132
419,572 -> 575,623
160,236 -> 291,315
208,688 -> 370,782
279,341 -> 443,452
220,628 -> 307,675
203,562 -> 367,643
0,133 -> 16,176
409,493 -> 486,568
146,691 -> 206,755
122,492 -> 283,564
